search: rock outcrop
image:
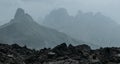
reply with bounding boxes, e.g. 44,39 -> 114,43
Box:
0,43 -> 120,64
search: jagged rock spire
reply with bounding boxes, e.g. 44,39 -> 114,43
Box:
12,8 -> 34,22
14,8 -> 25,19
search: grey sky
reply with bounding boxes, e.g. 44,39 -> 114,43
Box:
0,0 -> 120,25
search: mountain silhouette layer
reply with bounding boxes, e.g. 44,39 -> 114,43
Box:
43,8 -> 120,47
0,8 -> 82,49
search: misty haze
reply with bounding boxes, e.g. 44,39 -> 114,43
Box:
0,0 -> 120,64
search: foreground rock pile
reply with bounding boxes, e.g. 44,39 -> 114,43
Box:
0,43 -> 120,64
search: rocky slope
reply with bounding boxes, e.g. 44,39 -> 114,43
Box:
0,43 -> 120,64
0,8 -> 82,49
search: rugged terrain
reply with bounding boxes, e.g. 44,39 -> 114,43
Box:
0,43 -> 120,64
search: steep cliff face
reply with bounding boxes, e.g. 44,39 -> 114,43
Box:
0,8 -> 82,49
0,43 -> 120,64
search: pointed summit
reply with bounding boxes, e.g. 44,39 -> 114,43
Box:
12,8 -> 34,23
14,8 -> 25,19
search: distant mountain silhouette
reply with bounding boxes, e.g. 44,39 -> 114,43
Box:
43,8 -> 120,47
43,8 -> 74,30
0,8 -> 82,49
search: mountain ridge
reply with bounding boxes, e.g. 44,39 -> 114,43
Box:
43,8 -> 120,47
0,8 -> 82,49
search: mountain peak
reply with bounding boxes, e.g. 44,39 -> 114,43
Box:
14,8 -> 25,19
12,8 -> 34,23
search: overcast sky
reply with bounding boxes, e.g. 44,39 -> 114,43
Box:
0,0 -> 120,25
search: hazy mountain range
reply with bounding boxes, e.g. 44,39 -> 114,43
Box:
0,8 -> 119,49
0,8 -> 83,49
43,8 -> 120,47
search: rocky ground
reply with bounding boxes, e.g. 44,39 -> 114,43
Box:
0,43 -> 120,64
